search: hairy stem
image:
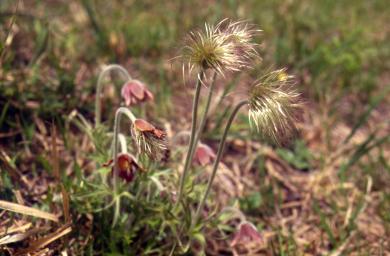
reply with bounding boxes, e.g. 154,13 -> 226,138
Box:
112,107 -> 136,195
194,100 -> 248,223
177,71 -> 204,205
189,72 -> 217,160
95,64 -> 131,127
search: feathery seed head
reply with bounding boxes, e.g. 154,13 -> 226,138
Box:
224,20 -> 261,68
132,119 -> 167,160
181,21 -> 242,76
248,69 -> 300,144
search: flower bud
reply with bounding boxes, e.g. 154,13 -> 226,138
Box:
193,143 -> 216,166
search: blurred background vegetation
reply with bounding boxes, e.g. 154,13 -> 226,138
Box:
0,0 -> 389,255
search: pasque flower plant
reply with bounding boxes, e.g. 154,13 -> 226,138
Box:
171,22 -> 301,251
73,18 -> 301,255
176,19 -> 261,205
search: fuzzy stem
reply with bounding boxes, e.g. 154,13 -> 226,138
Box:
112,107 -> 136,195
194,100 -> 248,223
177,71 -> 204,205
95,64 -> 132,127
189,72 -> 217,164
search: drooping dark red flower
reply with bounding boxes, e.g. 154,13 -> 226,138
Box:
103,153 -> 142,183
121,80 -> 154,106
230,222 -> 263,247
193,143 -> 215,166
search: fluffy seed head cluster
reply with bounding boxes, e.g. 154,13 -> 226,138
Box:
224,20 -> 260,68
132,119 -> 167,160
248,69 -> 300,144
180,19 -> 259,76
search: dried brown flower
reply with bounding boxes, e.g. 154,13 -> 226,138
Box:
132,119 -> 167,160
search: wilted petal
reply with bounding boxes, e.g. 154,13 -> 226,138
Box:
134,119 -> 155,132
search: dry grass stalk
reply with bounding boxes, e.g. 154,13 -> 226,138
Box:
0,200 -> 58,222
15,224 -> 72,255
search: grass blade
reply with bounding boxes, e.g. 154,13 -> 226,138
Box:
344,86 -> 390,144
15,224 -> 72,255
0,200 -> 59,222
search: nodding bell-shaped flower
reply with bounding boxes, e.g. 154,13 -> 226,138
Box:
132,119 -> 167,160
230,222 -> 263,247
104,153 -> 142,183
121,79 -> 154,106
193,143 -> 216,166
248,69 -> 301,144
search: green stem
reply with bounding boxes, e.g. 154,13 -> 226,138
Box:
112,107 -> 136,195
190,72 -> 217,158
177,71 -> 204,205
95,64 -> 131,127
112,197 -> 121,227
111,107 -> 137,227
193,100 -> 248,223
